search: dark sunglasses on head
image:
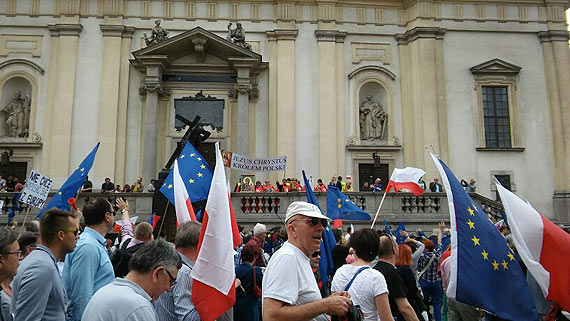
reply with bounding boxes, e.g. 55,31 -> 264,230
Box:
312,251 -> 321,258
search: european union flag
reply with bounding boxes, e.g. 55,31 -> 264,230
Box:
302,170 -> 336,286
394,223 -> 406,244
160,142 -> 213,205
326,186 -> 370,221
38,143 -> 100,218
383,220 -> 391,234
431,153 -> 537,321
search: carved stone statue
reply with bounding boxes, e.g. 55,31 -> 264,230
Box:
1,90 -> 30,138
226,22 -> 252,51
359,95 -> 387,140
144,19 -> 169,46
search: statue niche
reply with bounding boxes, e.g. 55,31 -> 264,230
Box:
359,95 -> 387,141
1,90 -> 31,138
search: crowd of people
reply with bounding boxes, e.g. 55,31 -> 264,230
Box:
80,176 -> 156,194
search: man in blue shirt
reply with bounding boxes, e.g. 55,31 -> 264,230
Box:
12,208 -> 80,321
63,198 -> 118,321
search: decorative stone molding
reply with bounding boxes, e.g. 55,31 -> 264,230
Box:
350,43 -> 391,65
100,25 -> 128,37
192,36 -> 208,63
139,82 -> 170,98
470,58 -> 521,77
0,59 -> 44,74
0,35 -> 43,57
266,30 -> 298,42
229,83 -> 258,101
48,24 -> 83,37
538,30 -> 570,43
315,30 -> 347,43
395,27 -> 446,45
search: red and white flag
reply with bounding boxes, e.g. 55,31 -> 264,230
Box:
385,167 -> 426,196
173,159 -> 196,223
191,143 -> 240,321
496,181 -> 570,311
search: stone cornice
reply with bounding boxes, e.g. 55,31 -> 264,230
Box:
395,27 -> 446,45
266,30 -> 298,41
538,30 -> 570,42
48,24 -> 83,37
99,25 -> 136,38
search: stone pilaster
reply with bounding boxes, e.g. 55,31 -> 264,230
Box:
228,58 -> 255,159
43,24 -> 82,179
396,27 -> 447,177
266,30 -> 298,178
539,30 -> 570,221
315,30 -> 346,179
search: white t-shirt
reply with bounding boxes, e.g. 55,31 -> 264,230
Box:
331,264 -> 389,321
262,242 -> 327,321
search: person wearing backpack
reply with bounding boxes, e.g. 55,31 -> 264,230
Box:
110,198 -> 153,278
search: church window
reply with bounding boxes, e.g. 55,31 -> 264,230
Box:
482,86 -> 511,148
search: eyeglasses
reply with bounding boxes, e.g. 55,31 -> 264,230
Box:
162,266 -> 177,288
290,217 -> 328,227
3,250 -> 22,257
62,229 -> 79,236
312,251 -> 321,258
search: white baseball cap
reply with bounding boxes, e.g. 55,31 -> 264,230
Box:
285,201 -> 331,223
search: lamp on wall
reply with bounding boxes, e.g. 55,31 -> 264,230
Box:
372,152 -> 381,168
0,149 -> 13,165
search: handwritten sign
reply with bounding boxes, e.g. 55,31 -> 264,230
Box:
19,170 -> 52,209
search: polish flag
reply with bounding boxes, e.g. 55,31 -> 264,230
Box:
191,143 -> 239,321
496,181 -> 570,311
385,167 -> 426,196
173,159 -> 196,223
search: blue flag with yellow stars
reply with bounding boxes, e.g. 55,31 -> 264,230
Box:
394,223 -> 407,244
38,142 -> 100,218
302,170 -> 336,286
160,142 -> 213,205
326,185 -> 371,221
383,220 -> 391,234
430,153 -> 537,321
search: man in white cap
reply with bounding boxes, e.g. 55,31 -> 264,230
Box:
262,201 -> 351,321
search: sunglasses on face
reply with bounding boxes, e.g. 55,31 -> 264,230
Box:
291,217 -> 328,227
312,251 -> 321,258
62,228 -> 79,236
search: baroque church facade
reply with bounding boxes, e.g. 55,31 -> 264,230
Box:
0,0 -> 568,221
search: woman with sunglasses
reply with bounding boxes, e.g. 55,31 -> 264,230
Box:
331,228 -> 395,321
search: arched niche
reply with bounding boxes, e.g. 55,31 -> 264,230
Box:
0,75 -> 33,138
350,66 -> 395,145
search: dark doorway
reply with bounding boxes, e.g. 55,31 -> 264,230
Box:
0,162 -> 27,182
495,174 -> 512,201
358,163 -> 389,191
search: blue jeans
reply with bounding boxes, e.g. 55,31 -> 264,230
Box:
420,278 -> 444,321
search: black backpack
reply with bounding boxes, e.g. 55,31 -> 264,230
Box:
110,238 -> 144,278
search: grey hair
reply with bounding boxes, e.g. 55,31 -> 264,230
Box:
175,221 -> 201,249
130,239 -> 182,273
0,228 -> 17,254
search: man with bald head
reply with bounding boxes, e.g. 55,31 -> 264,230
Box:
262,201 -> 351,321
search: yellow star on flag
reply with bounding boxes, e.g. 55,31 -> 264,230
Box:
467,220 -> 475,229
467,207 -> 475,216
492,260 -> 499,271
180,155 -> 185,159
58,192 -> 62,195
345,199 -> 350,202
80,168 -> 84,172
507,253 -> 514,261
338,204 -> 342,208
200,164 -> 206,169
189,179 -> 195,184
197,172 -> 203,177
471,235 -> 480,246
197,157 -> 202,161
472,204 -> 478,211
481,250 -> 489,260
168,184 -> 173,189
337,198 -> 341,202
190,153 -> 195,157
501,260 -> 509,270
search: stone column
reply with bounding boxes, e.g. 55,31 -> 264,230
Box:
539,30 -> 570,220
315,30 -> 346,179
266,30 -> 298,177
396,27 -> 447,176
139,58 -> 168,183
228,58 -> 256,158
44,24 -> 82,179
95,24 -> 128,182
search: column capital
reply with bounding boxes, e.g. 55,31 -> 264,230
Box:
48,24 -> 83,37
395,27 -> 446,45
100,24 -> 125,37
538,30 -> 570,43
266,29 -> 298,41
315,30 -> 347,42
139,82 -> 170,99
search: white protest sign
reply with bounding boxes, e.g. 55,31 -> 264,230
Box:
229,153 -> 287,172
19,170 -> 53,209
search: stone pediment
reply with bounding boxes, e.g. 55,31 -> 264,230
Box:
131,26 -> 266,75
470,58 -> 521,75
